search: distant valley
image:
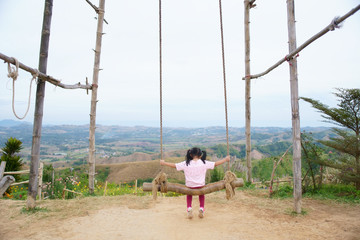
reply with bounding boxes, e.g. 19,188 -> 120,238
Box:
0,120 -> 335,168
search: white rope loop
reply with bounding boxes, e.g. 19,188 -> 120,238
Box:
7,57 -> 39,120
7,57 -> 19,81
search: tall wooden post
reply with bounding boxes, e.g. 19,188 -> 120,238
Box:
88,0 -> 105,194
286,0 -> 302,213
37,162 -> 44,200
244,0 -> 252,182
27,0 -> 53,209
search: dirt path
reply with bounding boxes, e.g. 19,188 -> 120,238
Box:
1,191 -> 359,240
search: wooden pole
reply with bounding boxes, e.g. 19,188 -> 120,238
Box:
0,161 -> 6,180
269,145 -> 292,193
0,52 -> 91,90
243,4 -> 360,80
37,162 -> 44,200
27,0 -> 53,209
286,0 -> 302,214
244,0 -> 253,182
88,0 -> 105,194
103,181 -> 108,196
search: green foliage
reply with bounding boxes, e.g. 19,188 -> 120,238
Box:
303,184 -> 360,203
301,88 -> 360,189
43,164 -> 55,183
270,183 -> 360,203
21,206 -> 48,214
301,132 -> 324,190
210,144 -> 245,158
271,185 -> 293,199
0,137 -> 24,181
96,167 -> 110,183
252,156 -> 293,181
209,167 -> 224,183
243,181 -> 255,189
255,141 -> 292,156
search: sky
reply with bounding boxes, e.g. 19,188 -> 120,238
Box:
0,0 -> 359,128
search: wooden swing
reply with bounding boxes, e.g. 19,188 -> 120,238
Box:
142,0 -> 244,199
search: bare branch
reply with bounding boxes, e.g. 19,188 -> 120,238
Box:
0,52 -> 92,90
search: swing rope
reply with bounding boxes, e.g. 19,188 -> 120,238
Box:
159,0 -> 163,162
149,0 -> 241,199
7,57 -> 39,120
218,0 -> 230,171
152,0 -> 167,200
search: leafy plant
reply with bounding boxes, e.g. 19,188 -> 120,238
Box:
301,88 -> 360,189
210,167 -> 224,183
0,137 -> 24,181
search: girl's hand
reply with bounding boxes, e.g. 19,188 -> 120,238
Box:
225,155 -> 230,162
160,159 -> 165,165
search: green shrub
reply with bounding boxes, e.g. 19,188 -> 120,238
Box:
210,167 -> 224,183
0,137 -> 24,182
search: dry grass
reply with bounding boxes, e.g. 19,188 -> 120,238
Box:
99,157 -> 185,183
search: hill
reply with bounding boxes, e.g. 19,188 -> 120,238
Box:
0,123 -> 335,168
97,158 -> 185,184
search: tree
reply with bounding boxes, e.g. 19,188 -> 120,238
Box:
301,88 -> 360,189
301,132 -> 324,191
0,137 -> 24,181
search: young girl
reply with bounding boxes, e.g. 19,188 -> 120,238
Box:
160,147 -> 230,219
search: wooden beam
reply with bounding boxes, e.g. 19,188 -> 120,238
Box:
10,180 -> 29,186
0,52 -> 92,90
85,0 -> 108,24
143,178 -> 244,195
0,175 -> 15,197
4,170 -> 30,175
243,4 -> 360,80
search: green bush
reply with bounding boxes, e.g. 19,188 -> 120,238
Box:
0,137 -> 24,182
210,167 -> 224,183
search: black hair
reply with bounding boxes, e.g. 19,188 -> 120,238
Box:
185,147 -> 207,166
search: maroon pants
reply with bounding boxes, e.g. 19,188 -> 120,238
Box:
187,186 -> 205,209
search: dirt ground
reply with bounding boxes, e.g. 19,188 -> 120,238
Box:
1,190 -> 359,240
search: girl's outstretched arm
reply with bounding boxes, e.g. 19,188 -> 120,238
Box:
160,159 -> 176,168
215,155 -> 230,167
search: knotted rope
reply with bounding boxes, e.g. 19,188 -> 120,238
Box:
329,17 -> 341,31
224,171 -> 237,200
7,57 -> 39,120
152,171 -> 168,200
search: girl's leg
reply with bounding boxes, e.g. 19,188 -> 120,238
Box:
198,195 -> 205,218
187,195 -> 193,209
199,195 -> 205,209
186,195 -> 193,219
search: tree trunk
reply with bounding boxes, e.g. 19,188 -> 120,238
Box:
286,0 -> 302,214
27,0 -> 53,209
244,0 -> 252,182
356,155 -> 360,190
88,0 -> 105,194
143,178 -> 244,195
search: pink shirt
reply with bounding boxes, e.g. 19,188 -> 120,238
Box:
175,160 -> 215,187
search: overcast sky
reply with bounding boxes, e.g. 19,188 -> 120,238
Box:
0,0 -> 359,127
